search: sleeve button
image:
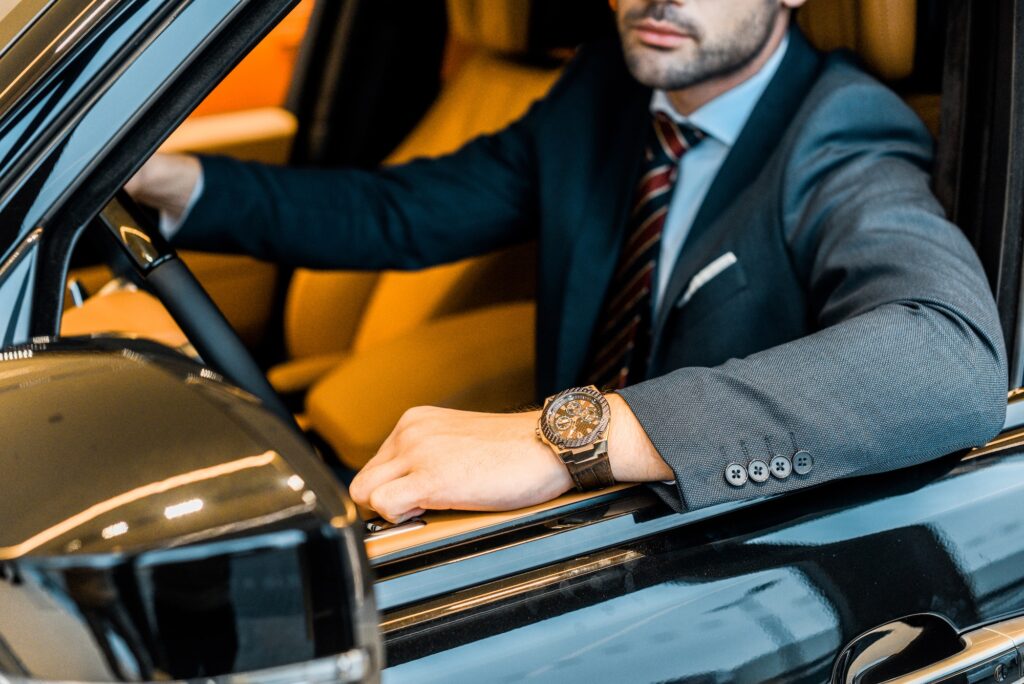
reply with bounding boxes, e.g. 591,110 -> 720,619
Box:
793,450 -> 814,475
770,455 -> 792,479
747,460 -> 770,483
725,463 -> 748,487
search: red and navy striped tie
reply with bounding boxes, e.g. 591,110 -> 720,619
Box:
584,112 -> 705,390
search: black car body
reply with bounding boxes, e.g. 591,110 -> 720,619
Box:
2,1 -> 1024,682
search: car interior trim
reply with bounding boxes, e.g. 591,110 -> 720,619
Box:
98,199 -> 173,273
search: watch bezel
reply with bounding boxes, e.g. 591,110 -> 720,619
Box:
540,386 -> 610,450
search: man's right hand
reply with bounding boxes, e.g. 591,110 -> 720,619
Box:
124,153 -> 202,222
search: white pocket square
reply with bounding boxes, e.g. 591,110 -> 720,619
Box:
677,251 -> 738,308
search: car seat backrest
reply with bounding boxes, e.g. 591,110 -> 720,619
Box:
445,0 -> 532,56
797,0 -> 940,137
285,0 -> 567,360
798,0 -> 916,81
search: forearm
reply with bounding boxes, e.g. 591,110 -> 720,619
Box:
605,393 -> 674,481
170,125 -> 538,269
620,299 -> 1007,512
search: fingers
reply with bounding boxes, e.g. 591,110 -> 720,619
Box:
349,456 -> 410,509
369,475 -> 431,523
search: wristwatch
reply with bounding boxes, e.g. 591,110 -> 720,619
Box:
536,385 -> 616,491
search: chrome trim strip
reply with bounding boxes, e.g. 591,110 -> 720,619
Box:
988,615 -> 1024,645
0,228 -> 41,282
964,425 -> 1024,461
365,518 -> 427,541
370,486 -> 640,567
0,0 -> 122,121
882,616 -> 1024,683
0,0 -> 57,63
1004,390 -> 1024,430
380,548 -> 643,635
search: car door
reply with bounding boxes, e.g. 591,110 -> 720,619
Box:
62,0 -> 315,348
364,0 -> 1024,681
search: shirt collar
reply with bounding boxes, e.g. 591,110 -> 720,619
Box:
650,33 -> 789,147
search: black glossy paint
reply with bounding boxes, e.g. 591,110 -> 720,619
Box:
0,338 -> 378,681
0,0 -> 1022,682
380,450 -> 1024,682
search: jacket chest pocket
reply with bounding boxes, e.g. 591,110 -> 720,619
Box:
673,255 -> 749,328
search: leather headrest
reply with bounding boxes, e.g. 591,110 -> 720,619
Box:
446,0 -> 613,56
447,0 -> 531,53
797,0 -> 917,81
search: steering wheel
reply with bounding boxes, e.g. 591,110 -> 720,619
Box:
93,191 -> 296,428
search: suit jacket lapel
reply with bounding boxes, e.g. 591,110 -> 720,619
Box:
555,77 -> 651,390
652,28 -> 823,344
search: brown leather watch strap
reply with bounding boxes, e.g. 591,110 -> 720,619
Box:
561,440 -> 616,491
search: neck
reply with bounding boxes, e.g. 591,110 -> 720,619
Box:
667,14 -> 790,116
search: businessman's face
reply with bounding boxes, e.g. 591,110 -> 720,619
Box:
617,0 -> 788,90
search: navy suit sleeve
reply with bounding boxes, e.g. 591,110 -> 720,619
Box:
173,111 -> 541,270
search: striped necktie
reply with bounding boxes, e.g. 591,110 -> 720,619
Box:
584,112 -> 705,390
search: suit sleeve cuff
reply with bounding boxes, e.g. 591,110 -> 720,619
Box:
613,388 -> 689,512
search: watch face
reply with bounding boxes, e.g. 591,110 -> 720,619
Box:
541,388 -> 610,449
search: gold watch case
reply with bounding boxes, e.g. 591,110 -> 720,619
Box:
538,386 -> 610,450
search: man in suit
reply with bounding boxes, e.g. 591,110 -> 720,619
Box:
129,0 -> 1007,523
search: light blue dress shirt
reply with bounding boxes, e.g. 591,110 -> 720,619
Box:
650,35 -> 789,310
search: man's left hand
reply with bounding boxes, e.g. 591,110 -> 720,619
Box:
349,407 -> 573,523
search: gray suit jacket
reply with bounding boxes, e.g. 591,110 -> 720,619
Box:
176,28 -> 1007,513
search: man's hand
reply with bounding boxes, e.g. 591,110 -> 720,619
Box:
349,393 -> 673,523
124,153 -> 202,220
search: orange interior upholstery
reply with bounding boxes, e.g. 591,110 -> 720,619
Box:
798,0 -> 939,137
63,21 -> 310,348
192,0 -> 315,117
298,0 -> 570,467
798,0 -> 916,81
273,0 -> 561,394
61,289 -> 190,352
445,0 -> 533,55
308,303 -> 536,469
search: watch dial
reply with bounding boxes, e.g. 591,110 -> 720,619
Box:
542,389 -> 610,449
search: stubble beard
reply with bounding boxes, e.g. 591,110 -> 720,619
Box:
621,1 -> 781,91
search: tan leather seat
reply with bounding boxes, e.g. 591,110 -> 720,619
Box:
308,302 -> 536,469
271,4 -> 559,397
798,0 -> 940,137
299,0 -> 567,468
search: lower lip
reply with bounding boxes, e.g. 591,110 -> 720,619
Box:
635,28 -> 691,49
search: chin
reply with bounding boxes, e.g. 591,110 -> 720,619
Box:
624,47 -> 696,90
628,63 -> 686,91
